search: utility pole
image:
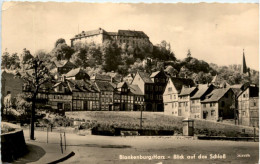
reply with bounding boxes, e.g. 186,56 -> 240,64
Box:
140,108 -> 143,129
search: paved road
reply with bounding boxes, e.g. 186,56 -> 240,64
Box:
23,130 -> 259,164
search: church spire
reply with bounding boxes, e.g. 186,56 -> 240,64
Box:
242,49 -> 247,74
187,49 -> 191,58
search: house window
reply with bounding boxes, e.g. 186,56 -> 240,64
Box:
203,104 -> 206,108
150,86 -> 153,91
186,102 -> 188,106
170,95 -> 172,99
168,87 -> 172,92
192,100 -> 195,104
254,102 -> 257,106
211,110 -> 215,116
179,103 -> 181,107
150,94 -> 153,100
174,95 -> 176,99
159,86 -> 162,91
58,85 -> 63,92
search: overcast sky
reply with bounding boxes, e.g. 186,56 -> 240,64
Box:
2,2 -> 259,70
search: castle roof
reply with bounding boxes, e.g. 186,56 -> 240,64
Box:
118,30 -> 149,38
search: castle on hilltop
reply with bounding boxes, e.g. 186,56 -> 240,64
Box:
70,28 -> 153,50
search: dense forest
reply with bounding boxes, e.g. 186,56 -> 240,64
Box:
2,38 -> 259,85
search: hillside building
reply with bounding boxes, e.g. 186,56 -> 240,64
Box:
190,84 -> 215,119
178,86 -> 198,118
70,28 -> 153,50
201,88 -> 235,121
163,77 -> 195,116
65,68 -> 90,81
131,70 -> 167,111
237,85 -> 259,127
114,82 -> 144,111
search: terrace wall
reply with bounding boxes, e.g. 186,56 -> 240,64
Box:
1,128 -> 27,162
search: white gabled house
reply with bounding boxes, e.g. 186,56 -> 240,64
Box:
163,77 -> 195,116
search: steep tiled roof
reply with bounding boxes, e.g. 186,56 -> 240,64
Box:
109,82 -> 117,89
230,84 -> 243,89
129,84 -> 144,95
73,29 -> 102,39
170,77 -> 195,93
107,32 -> 118,36
95,81 -> 114,92
65,68 -> 88,77
118,30 -> 149,38
138,71 -> 153,83
91,73 -> 111,82
54,60 -> 75,68
67,80 -> 98,92
231,88 -> 242,97
117,82 -> 126,88
179,87 -> 197,96
150,71 -> 160,78
191,84 -> 209,99
202,88 -> 231,103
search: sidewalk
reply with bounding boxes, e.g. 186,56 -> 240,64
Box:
19,130 -> 74,164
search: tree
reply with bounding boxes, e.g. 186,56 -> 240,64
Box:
2,50 -> 10,69
52,43 -> 74,60
128,59 -> 145,73
21,56 -> 51,140
21,48 -> 34,64
193,72 -> 212,84
165,65 -> 178,77
102,41 -> 121,72
10,53 -> 20,69
55,38 -> 66,48
15,93 -> 32,116
152,40 -> 176,61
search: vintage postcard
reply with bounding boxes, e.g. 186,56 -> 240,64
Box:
1,1 -> 259,164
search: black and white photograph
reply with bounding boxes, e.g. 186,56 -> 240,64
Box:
1,1 -> 259,163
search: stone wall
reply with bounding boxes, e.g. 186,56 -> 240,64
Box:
1,123 -> 27,162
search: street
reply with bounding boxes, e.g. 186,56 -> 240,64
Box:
22,129 -> 259,164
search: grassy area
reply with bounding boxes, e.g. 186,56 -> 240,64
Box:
65,111 -> 258,137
